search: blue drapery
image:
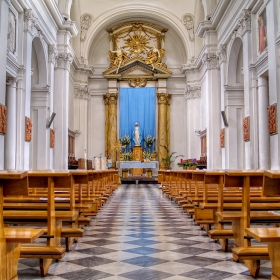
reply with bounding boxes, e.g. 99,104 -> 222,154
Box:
119,87 -> 156,149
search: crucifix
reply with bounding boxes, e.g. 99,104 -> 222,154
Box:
113,140 -> 126,185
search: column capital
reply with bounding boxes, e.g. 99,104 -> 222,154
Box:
202,53 -> 220,70
237,9 -> 251,36
48,45 -> 58,64
216,44 -> 227,64
103,93 -> 118,105
157,92 -> 171,105
55,52 -> 73,71
24,9 -> 37,33
74,86 -> 90,100
6,76 -> 17,86
185,85 -> 201,99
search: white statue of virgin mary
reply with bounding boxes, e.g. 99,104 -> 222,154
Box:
133,122 -> 141,146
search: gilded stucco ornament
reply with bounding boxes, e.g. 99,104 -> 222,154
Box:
103,22 -> 172,81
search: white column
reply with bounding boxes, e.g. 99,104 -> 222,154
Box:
23,9 -> 37,170
238,9 -> 258,169
267,0 -> 280,168
74,86 -> 89,159
47,45 -> 57,169
4,77 -> 17,169
0,0 -> 10,169
53,52 -> 73,169
15,67 -> 25,170
217,44 -> 227,169
258,76 -> 270,169
202,53 -> 221,169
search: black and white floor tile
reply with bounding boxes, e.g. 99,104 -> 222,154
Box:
18,184 -> 272,280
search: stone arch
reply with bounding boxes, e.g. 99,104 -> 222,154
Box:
30,36 -> 49,170
225,37 -> 245,170
227,37 -> 243,86
81,4 -> 191,63
31,37 -> 48,87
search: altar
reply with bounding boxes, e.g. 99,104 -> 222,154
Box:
117,161 -> 158,178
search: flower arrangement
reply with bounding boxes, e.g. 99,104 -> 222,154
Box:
144,135 -> 155,151
120,135 -> 131,146
143,151 -> 152,160
123,151 -> 132,161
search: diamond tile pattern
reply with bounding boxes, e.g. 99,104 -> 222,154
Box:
18,184 -> 271,279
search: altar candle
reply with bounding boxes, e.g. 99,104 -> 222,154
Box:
84,149 -> 87,159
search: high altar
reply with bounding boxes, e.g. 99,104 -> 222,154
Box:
102,22 -> 172,170
132,146 -> 143,175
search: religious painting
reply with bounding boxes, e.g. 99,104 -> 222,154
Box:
0,104 -> 7,135
50,129 -> 55,148
258,9 -> 267,53
243,116 -> 250,142
25,117 -> 32,142
268,104 -> 277,135
7,9 -> 16,53
220,129 -> 225,148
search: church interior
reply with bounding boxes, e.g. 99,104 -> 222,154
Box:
1,0 -> 280,279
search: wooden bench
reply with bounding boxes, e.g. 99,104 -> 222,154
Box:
0,171 -> 46,280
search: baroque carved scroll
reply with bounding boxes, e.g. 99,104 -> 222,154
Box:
243,116 -> 250,142
220,129 -> 225,148
268,104 -> 277,135
0,104 -> 7,134
50,129 -> 55,148
25,117 -> 32,142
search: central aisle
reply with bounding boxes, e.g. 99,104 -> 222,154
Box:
19,185 -> 271,279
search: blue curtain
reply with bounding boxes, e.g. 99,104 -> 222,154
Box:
120,87 -> 155,149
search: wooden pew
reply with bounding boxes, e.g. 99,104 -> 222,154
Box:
0,171 -> 45,280
215,170 -> 274,277
245,171 -> 280,280
5,171 -> 77,276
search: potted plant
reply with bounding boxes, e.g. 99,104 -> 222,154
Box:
177,161 -> 188,169
160,145 -> 184,170
187,159 -> 198,170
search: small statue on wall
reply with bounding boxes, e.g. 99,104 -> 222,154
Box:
145,46 -> 165,70
243,116 -> 250,142
220,129 -> 225,148
50,129 -> 55,148
109,45 -> 129,73
182,13 -> 195,41
25,117 -> 32,142
268,104 -> 277,134
0,104 -> 7,134
80,13 -> 93,41
133,122 -> 142,146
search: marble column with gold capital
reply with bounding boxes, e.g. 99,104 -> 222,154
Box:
103,93 -> 118,167
157,92 -> 171,169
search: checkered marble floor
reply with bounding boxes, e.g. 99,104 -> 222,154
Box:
18,184 -> 272,280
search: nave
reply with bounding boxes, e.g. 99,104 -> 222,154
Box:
18,185 -> 271,280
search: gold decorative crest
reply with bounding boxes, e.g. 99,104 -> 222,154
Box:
103,22 -> 172,82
